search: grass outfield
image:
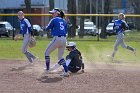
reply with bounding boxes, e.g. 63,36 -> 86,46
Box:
0,31 -> 139,64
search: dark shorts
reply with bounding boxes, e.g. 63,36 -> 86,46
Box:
68,66 -> 81,73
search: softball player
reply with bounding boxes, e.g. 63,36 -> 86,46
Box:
44,8 -> 69,76
15,11 -> 36,63
50,42 -> 84,73
111,13 -> 136,59
65,42 -> 84,73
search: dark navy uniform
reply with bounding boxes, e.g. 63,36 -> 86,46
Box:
66,48 -> 84,73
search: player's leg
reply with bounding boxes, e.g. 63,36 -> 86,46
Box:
22,34 -> 36,62
44,37 -> 57,70
111,38 -> 121,58
120,36 -> 136,53
57,37 -> 69,76
68,66 -> 81,73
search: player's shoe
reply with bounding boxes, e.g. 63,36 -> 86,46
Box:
43,68 -> 54,74
106,55 -> 114,61
32,57 -> 39,63
60,72 -> 69,77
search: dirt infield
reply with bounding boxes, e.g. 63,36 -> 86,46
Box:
0,60 -> 140,93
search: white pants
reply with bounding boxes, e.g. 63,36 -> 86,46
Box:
45,36 -> 66,60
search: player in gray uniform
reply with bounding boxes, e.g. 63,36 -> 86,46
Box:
111,13 -> 136,59
15,11 -> 36,63
44,8 -> 69,76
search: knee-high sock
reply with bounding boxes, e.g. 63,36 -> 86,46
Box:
24,51 -> 36,62
127,46 -> 134,51
45,56 -> 50,70
62,62 -> 68,73
59,58 -> 68,73
24,51 -> 32,62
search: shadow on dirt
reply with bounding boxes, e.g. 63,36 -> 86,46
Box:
10,64 -> 33,71
37,75 -> 63,83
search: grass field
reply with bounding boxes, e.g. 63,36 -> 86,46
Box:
0,31 -> 139,64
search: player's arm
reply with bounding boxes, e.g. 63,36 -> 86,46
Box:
66,59 -> 71,66
80,55 -> 85,73
122,21 -> 129,31
24,19 -> 32,33
113,22 -> 117,30
46,19 -> 54,31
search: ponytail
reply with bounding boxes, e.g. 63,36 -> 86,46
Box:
60,10 -> 65,19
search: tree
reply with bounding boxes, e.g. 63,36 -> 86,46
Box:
78,0 -> 86,38
24,0 -> 31,13
47,0 -> 54,38
129,0 -> 140,30
49,0 -> 54,17
100,0 -> 111,39
24,0 -> 32,25
67,0 -> 77,38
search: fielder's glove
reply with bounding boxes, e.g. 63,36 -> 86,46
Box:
29,37 -> 36,48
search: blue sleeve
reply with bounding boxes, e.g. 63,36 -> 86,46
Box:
46,19 -> 54,31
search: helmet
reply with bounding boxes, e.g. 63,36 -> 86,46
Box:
67,42 -> 76,47
66,42 -> 76,49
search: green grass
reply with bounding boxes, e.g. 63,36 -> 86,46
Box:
0,31 -> 139,64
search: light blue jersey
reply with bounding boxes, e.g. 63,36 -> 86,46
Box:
46,17 -> 67,36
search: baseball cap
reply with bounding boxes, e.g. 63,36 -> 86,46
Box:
49,8 -> 60,14
118,13 -> 126,19
67,42 -> 76,47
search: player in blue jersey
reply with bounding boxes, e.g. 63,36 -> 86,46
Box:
111,13 -> 136,59
44,8 -> 69,76
15,11 -> 37,63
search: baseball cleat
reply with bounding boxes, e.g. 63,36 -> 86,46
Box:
32,57 -> 39,63
60,72 -> 70,77
106,55 -> 114,61
43,68 -> 54,74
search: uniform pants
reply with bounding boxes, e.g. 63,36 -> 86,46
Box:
45,36 -> 66,61
22,34 -> 36,62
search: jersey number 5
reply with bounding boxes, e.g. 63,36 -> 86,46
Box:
59,22 -> 64,30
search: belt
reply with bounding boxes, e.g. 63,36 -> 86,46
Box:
58,35 -> 66,37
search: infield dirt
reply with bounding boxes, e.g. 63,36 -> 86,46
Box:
0,59 -> 140,93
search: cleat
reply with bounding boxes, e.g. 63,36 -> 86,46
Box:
43,68 -> 53,74
32,57 -> 39,63
106,55 -> 114,61
60,72 -> 69,77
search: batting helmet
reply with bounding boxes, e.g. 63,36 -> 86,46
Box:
66,42 -> 76,49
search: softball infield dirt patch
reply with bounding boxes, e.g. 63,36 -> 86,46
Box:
0,59 -> 140,93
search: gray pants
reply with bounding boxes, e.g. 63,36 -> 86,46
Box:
45,36 -> 66,61
22,34 -> 36,62
112,33 -> 135,57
